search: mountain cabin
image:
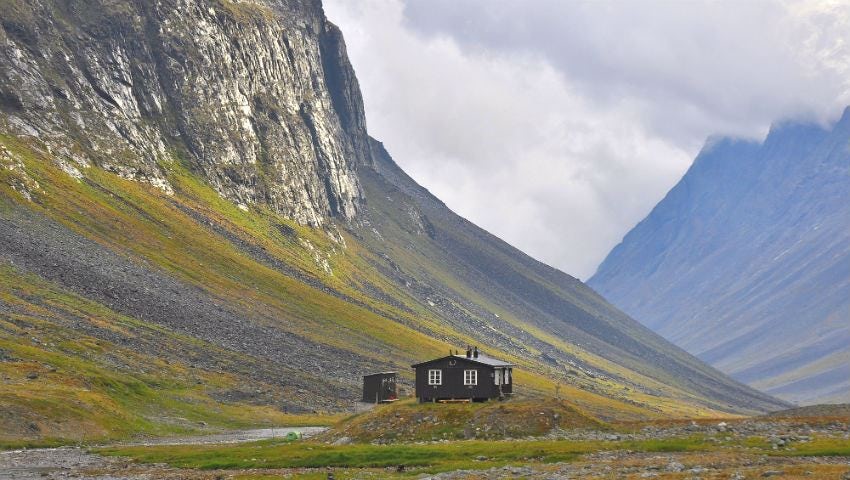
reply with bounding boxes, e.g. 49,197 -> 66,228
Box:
411,346 -> 513,403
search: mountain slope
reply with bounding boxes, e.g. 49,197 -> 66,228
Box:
0,0 -> 786,442
589,110 -> 850,405
360,140 -> 784,414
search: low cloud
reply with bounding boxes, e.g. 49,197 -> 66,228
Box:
324,0 -> 850,279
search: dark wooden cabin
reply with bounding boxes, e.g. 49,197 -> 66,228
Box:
362,371 -> 397,403
411,347 -> 513,403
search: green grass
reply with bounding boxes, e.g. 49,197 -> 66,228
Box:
773,438 -> 850,457
0,438 -> 71,450
95,435 -> 735,472
100,439 -> 586,471
97,434 -> 850,475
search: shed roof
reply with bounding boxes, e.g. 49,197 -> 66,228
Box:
411,354 -> 513,368
363,371 -> 397,378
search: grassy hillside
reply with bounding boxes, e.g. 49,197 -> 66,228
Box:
323,397 -> 604,443
0,128 -> 787,444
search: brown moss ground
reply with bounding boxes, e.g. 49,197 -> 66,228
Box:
323,396 -> 604,443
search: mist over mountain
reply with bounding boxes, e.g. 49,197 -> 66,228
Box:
590,109 -> 850,405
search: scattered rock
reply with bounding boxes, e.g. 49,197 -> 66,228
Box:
332,436 -> 352,446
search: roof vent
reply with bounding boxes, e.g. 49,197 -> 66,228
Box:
473,346 -> 479,358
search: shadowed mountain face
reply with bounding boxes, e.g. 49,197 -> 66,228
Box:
0,0 -> 786,440
590,110 -> 850,405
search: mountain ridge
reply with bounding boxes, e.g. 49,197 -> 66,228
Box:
589,107 -> 850,405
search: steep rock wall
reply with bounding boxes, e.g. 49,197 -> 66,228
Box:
0,0 -> 367,225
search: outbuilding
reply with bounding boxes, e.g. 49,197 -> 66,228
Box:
362,371 -> 398,403
411,346 -> 513,403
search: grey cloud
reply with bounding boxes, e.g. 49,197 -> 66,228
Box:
402,1 -> 850,144
324,0 -> 849,279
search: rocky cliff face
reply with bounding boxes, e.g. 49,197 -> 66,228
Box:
0,0 -> 367,225
589,110 -> 850,404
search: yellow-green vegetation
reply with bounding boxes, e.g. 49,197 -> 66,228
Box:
743,436 -> 850,457
0,137 -> 458,443
0,131 -> 772,446
99,433 -> 850,474
326,397 -> 604,442
781,438 -> 850,457
0,263 -> 344,446
96,437 -> 696,471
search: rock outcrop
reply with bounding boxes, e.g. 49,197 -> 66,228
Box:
0,0 -> 367,225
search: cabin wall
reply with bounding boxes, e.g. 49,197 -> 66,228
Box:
414,357 -> 500,401
502,371 -> 513,395
362,376 -> 380,403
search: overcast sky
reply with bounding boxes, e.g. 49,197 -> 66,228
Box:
324,0 -> 850,279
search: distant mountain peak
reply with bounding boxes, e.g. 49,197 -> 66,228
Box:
590,106 -> 850,405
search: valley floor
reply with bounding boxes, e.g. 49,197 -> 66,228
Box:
4,447 -> 850,479
2,416 -> 848,479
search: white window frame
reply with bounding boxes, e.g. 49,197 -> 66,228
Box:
428,369 -> 442,385
505,368 -> 511,384
495,369 -> 502,385
464,369 -> 478,386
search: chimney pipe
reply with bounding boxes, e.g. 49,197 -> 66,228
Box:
466,346 -> 472,358
473,346 -> 479,358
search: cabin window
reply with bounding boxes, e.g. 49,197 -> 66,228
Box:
464,369 -> 478,385
428,369 -> 442,385
505,368 -> 511,384
495,369 -> 502,385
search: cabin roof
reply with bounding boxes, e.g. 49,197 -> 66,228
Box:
411,354 -> 513,368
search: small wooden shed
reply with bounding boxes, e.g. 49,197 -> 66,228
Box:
362,371 -> 398,403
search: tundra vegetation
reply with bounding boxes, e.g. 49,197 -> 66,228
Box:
90,402 -> 850,479
0,132 -> 785,446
